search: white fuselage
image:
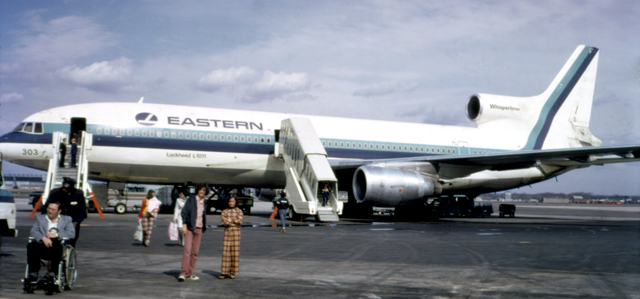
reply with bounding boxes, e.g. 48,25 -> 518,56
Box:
0,102 -> 567,193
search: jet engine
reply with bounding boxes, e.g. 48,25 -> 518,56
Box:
466,93 -> 530,125
352,166 -> 441,207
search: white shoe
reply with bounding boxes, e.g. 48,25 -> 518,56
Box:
186,275 -> 199,280
178,275 -> 185,282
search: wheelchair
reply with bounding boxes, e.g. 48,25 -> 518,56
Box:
22,237 -> 77,295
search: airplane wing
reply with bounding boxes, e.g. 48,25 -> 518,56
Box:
329,145 -> 640,178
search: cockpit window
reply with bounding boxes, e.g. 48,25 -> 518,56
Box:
35,123 -> 43,133
24,123 -> 34,133
13,123 -> 25,132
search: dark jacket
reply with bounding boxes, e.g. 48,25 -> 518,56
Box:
71,142 -> 78,155
181,195 -> 207,232
273,197 -> 290,210
46,188 -> 87,223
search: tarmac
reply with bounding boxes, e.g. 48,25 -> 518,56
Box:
1,199 -> 639,298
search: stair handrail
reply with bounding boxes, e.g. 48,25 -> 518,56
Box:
42,131 -> 65,204
77,131 -> 92,194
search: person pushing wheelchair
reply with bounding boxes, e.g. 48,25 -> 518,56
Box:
26,202 -> 76,282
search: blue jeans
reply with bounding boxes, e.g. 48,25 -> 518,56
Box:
278,210 -> 287,228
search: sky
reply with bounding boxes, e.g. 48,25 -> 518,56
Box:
1,0 -> 639,195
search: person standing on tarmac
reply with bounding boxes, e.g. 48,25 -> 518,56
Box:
178,184 -> 208,282
45,177 -> 87,247
272,192 -> 289,232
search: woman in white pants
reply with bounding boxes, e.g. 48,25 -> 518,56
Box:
173,189 -> 188,246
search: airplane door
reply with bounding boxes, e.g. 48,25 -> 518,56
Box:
457,141 -> 470,155
70,118 -> 86,144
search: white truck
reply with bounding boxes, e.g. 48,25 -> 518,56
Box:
0,153 -> 18,249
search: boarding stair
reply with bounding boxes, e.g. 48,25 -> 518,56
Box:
277,118 -> 342,221
29,131 -> 105,218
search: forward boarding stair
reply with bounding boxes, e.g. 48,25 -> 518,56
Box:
277,118 -> 343,222
29,131 -> 104,218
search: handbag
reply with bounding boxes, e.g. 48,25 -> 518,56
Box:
168,222 -> 179,241
134,223 -> 143,241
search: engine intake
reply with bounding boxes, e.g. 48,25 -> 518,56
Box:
352,166 -> 441,207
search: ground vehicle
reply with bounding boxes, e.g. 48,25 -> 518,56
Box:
0,153 -> 18,248
424,195 -> 493,219
207,188 -> 254,215
499,204 -> 516,217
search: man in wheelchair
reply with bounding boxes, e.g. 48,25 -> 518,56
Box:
24,202 -> 76,294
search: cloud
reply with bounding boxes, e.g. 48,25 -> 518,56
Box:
353,81 -> 419,97
241,71 -> 311,103
57,58 -> 133,92
11,16 -> 116,67
0,93 -> 24,104
196,66 -> 258,92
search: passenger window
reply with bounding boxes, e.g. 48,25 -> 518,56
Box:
447,149 -> 450,154
129,129 -> 134,136
119,129 -> 125,135
213,134 -> 218,140
97,128 -> 103,134
358,143 -> 362,149
420,147 -> 424,152
35,123 -> 43,133
352,142 -> 356,148
267,138 -> 272,143
363,144 -> 367,149
171,132 -> 176,138
199,133 -> 204,140
375,144 -> 379,150
13,123 -> 25,132
193,133 -> 198,139
369,143 -> 373,149
185,132 -> 190,139
142,130 -> 147,136
150,131 -> 155,137
112,129 -> 118,135
227,135 -> 232,141
322,141 -> 326,146
437,148 -> 440,153
178,132 -> 184,138
431,147 -> 434,152
163,131 -> 168,138
404,146 -> 408,151
234,136 -> 238,142
260,137 -> 265,143
247,136 -> 252,142
254,137 -> 258,142
242,136 -> 246,142
105,128 -> 110,134
24,123 -> 33,133
346,143 -> 350,148
453,149 -> 456,154
340,142 -> 344,147
135,129 -> 140,136
392,145 -> 396,150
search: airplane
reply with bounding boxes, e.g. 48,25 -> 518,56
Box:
1,45 -> 639,219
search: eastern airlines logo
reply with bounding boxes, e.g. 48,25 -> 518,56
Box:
136,113 -> 158,126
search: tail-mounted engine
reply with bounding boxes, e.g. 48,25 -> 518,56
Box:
466,94 -> 532,125
352,164 -> 442,207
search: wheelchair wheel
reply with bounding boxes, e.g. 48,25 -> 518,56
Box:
64,246 -> 77,290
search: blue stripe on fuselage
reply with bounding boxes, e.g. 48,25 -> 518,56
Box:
0,132 -> 52,144
93,135 -> 275,155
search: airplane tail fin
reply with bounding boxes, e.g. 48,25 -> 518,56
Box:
522,45 -> 602,150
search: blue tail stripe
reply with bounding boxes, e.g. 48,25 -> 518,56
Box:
523,46 -> 598,150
